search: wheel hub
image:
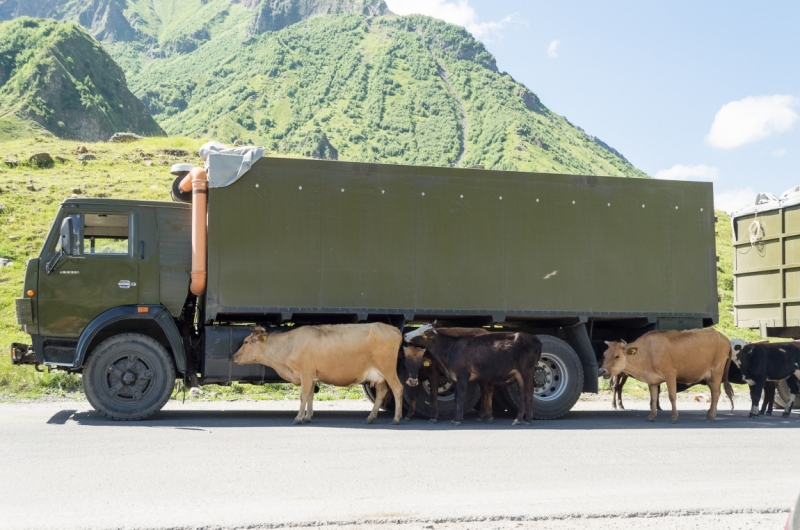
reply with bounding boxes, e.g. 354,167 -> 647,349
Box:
103,353 -> 155,402
533,366 -> 548,388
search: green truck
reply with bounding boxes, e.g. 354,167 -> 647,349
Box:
10,152 -> 718,420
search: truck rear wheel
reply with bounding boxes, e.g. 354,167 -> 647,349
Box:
83,333 -> 176,421
502,334 -> 583,420
774,379 -> 800,410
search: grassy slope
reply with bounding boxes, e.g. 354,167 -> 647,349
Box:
0,18 -> 164,141
0,137 -> 756,402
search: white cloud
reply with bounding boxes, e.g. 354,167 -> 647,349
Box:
384,0 -> 511,39
772,148 -> 788,157
714,187 -> 757,214
547,40 -> 560,58
706,95 -> 799,149
654,164 -> 719,182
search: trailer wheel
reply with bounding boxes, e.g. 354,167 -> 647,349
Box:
774,379 -> 800,410
502,335 -> 583,420
82,334 -> 176,421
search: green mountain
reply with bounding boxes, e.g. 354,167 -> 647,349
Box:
0,17 -> 163,141
0,1 -> 648,177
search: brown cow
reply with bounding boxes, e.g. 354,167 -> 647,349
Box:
233,323 -> 404,425
598,328 -> 734,423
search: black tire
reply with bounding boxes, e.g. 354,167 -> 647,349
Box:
774,380 -> 800,410
83,333 -> 176,421
502,334 -> 583,420
403,377 -> 481,420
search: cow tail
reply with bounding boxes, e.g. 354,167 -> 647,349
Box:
723,355 -> 735,411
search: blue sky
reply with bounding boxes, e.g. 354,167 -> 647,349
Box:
383,0 -> 799,212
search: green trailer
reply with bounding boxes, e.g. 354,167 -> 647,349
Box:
731,188 -> 800,408
10,151 -> 718,420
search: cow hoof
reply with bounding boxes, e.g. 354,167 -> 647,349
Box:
475,417 -> 482,422
758,411 -> 765,416
512,420 -> 522,426
450,421 -> 462,427
767,412 -> 773,416
429,418 -> 438,424
292,419 -> 302,425
487,417 -> 494,423
403,417 -> 412,422
646,417 -> 655,422
619,405 -> 625,410
523,421 -> 532,426
392,419 -> 401,425
748,413 -> 757,419
783,412 -> 791,418
363,418 -> 375,425
670,419 -> 678,424
706,417 -> 716,423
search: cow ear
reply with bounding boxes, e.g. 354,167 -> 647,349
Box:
626,347 -> 638,355
604,341 -> 610,345
260,334 -> 268,342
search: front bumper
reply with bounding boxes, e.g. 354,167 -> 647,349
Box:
10,343 -> 36,365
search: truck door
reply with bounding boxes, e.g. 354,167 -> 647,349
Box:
38,212 -> 139,338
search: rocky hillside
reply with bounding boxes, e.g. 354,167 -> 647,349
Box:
0,18 -> 164,141
0,0 -> 647,176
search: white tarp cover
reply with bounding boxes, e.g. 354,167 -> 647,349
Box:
731,186 -> 800,220
200,142 -> 266,188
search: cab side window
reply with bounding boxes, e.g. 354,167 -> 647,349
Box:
83,214 -> 130,255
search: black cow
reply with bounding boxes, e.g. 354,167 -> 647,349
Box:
732,342 -> 800,418
403,327 -> 489,423
403,322 -> 542,426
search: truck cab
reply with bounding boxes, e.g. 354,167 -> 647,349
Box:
13,198 -> 193,419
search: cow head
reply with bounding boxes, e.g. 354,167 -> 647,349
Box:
598,340 -> 639,379
232,327 -> 268,365
729,338 -> 748,367
403,345 -> 426,387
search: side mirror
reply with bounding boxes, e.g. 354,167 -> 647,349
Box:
59,217 -> 76,255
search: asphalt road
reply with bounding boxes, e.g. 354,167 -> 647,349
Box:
1,397 -> 798,530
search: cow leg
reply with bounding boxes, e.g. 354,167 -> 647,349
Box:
766,381 -> 775,415
656,384 -> 663,411
647,384 -> 659,422
782,377 -> 798,418
429,366 -> 439,424
707,376 -> 721,422
304,383 -> 315,423
388,377 -> 404,425
611,375 -> 619,410
512,373 -> 526,425
760,382 -> 775,416
294,376 -> 312,425
524,369 -> 535,425
404,383 -> 418,422
478,383 -> 494,422
452,377 -> 467,427
365,382 -> 388,424
665,378 -> 679,423
748,379 -> 764,418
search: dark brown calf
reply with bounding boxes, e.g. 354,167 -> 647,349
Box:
404,322 -> 542,426
404,351 -> 441,423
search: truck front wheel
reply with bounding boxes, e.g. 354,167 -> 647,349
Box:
502,334 -> 583,420
83,334 -> 176,421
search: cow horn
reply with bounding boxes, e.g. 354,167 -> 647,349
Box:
620,340 -> 627,345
